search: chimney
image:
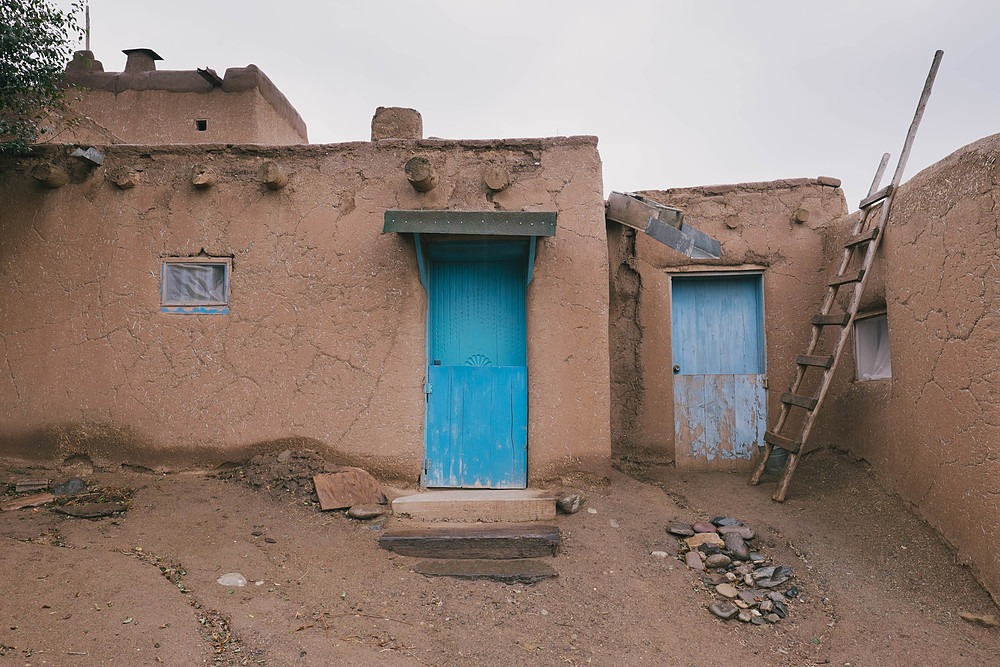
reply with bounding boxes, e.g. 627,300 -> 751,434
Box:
122,48 -> 163,73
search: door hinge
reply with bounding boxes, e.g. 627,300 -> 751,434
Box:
762,377 -> 768,389
422,458 -> 430,474
424,382 -> 432,394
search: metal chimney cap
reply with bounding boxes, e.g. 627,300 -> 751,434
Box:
122,48 -> 163,60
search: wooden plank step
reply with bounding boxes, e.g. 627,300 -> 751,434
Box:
859,184 -> 893,209
828,269 -> 865,287
780,392 -> 818,411
379,523 -> 560,559
764,431 -> 801,454
845,227 -> 880,248
797,354 -> 834,369
412,558 -> 557,584
812,312 -> 850,326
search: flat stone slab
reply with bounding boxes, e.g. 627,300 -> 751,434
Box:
380,523 -> 559,559
392,490 -> 555,523
412,558 -> 557,584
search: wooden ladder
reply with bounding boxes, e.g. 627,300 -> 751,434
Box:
750,50 -> 944,501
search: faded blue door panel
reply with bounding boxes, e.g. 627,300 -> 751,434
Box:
671,274 -> 765,468
424,366 -> 528,488
424,241 -> 528,488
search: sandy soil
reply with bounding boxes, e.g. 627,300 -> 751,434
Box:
1,449 -> 997,666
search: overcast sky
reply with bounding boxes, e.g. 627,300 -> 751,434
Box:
64,0 -> 1000,207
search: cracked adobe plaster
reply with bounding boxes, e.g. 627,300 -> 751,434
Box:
0,138 -> 610,484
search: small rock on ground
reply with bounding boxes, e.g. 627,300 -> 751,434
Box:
556,491 -> 584,514
685,551 -> 705,570
709,602 -> 738,620
666,522 -> 694,537
52,477 -> 85,496
217,573 -> 247,587
348,504 -> 387,520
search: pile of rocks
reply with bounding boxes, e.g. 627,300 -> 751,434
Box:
668,517 -> 797,625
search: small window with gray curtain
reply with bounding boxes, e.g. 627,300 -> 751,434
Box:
161,257 -> 231,314
854,313 -> 891,381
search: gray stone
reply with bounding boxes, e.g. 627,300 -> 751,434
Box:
735,564 -> 754,575
748,552 -> 766,563
708,602 -> 738,620
738,610 -> 753,623
785,586 -> 799,598
738,589 -> 765,606
51,477 -> 85,496
773,599 -> 788,619
718,525 -> 755,540
751,615 -> 767,625
767,613 -> 781,624
556,491 -> 584,514
724,532 -> 749,560
711,516 -> 743,527
666,522 -> 694,537
692,521 -> 716,534
744,574 -> 754,586
759,600 -> 774,613
685,550 -> 705,570
705,554 -> 732,569
753,566 -> 776,580
348,504 -> 387,520
767,591 -> 786,603
276,449 -> 292,462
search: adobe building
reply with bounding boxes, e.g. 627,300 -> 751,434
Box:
0,50 -> 610,487
60,48 -> 307,145
2,48 -> 999,601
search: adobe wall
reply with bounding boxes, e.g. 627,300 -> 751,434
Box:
0,136 -> 610,481
62,52 -> 307,145
609,179 -> 848,465
812,132 -> 1000,602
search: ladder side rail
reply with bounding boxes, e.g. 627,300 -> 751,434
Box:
890,50 -> 944,188
787,193 -> 895,457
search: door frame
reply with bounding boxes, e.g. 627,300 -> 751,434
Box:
421,237 -> 531,488
669,268 -> 768,468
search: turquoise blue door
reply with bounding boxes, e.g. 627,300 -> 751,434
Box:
424,241 -> 528,488
671,274 -> 766,468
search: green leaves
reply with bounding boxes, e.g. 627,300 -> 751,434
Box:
0,0 -> 84,153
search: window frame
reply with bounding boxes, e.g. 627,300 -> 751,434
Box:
853,311 -> 891,381
160,257 -> 232,314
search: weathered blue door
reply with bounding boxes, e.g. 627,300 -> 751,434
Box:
424,241 -> 528,488
671,274 -> 766,469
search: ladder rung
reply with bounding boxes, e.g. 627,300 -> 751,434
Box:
859,184 -> 893,209
764,431 -> 801,454
845,227 -> 880,248
828,269 -> 865,287
797,354 -> 834,369
780,392 -> 818,411
811,312 -> 850,326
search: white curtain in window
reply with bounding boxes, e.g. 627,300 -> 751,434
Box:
163,263 -> 226,304
855,315 -> 892,380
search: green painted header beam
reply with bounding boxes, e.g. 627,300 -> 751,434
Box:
383,210 -> 557,237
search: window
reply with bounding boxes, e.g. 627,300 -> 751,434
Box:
854,313 -> 891,380
195,119 -> 208,131
161,258 -> 231,314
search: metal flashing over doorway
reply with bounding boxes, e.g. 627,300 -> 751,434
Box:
383,210 -> 557,237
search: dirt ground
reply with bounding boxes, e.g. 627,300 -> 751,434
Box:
1,449 -> 997,666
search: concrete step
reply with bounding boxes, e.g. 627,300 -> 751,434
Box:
379,523 -> 560,559
391,489 -> 555,523
412,558 -> 557,584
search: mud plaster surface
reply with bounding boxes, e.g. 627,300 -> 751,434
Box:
814,132 -> 1000,603
609,179 -> 848,464
0,138 -> 610,483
